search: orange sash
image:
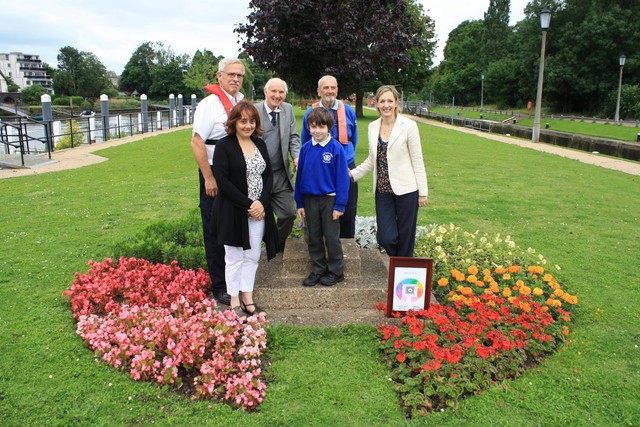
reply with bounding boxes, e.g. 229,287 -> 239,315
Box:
312,100 -> 349,145
204,84 -> 234,116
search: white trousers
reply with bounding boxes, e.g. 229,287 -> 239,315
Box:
224,218 -> 265,296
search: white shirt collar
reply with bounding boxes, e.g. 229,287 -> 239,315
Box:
312,136 -> 332,146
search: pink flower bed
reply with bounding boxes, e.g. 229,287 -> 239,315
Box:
63,257 -> 268,410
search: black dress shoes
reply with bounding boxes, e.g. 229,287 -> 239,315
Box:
213,290 -> 231,306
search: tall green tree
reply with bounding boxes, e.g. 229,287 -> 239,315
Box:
119,42 -> 156,95
236,0 -> 436,117
148,44 -> 190,98
542,0 -> 640,113
53,46 -> 110,97
432,20 -> 485,105
183,50 -> 221,96
483,0 -> 511,65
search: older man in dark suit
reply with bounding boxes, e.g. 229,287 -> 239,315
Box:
256,78 -> 301,252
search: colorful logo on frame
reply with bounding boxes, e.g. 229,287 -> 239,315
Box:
395,278 -> 424,303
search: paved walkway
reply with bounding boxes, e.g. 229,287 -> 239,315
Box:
0,127 -> 186,179
411,115 -> 640,176
1,118 -> 638,180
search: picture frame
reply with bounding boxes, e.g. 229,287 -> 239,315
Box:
386,256 -> 433,317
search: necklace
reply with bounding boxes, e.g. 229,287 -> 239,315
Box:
380,120 -> 395,140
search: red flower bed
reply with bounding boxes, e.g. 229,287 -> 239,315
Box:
376,265 -> 576,416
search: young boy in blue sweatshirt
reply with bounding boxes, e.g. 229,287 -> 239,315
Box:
295,108 -> 350,287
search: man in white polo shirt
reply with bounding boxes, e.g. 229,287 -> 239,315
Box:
190,57 -> 245,306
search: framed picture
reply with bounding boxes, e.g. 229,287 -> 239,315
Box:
386,257 -> 433,317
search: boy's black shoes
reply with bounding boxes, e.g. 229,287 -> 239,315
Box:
320,273 -> 344,286
303,272 -> 323,287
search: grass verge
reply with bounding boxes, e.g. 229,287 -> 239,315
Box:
0,108 -> 638,425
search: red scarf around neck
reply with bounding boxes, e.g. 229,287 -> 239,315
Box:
204,84 -> 234,116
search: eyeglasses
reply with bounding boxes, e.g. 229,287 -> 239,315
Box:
220,71 -> 244,79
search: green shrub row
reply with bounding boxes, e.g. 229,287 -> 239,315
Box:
109,209 -> 207,271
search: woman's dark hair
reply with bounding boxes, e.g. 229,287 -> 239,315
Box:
307,107 -> 334,129
225,100 -> 263,137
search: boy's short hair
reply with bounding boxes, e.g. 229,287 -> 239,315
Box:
307,107 -> 334,130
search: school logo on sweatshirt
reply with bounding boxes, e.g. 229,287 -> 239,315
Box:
322,152 -> 333,164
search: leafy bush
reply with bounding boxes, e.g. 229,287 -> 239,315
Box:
55,120 -> 84,149
52,95 -> 84,106
110,209 -> 207,271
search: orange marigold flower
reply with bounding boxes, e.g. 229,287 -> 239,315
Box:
482,269 -> 492,277
520,286 -> 532,296
562,326 -> 570,336
548,280 -> 560,290
483,275 -> 493,283
543,273 -> 553,282
451,270 -> 465,282
475,281 -> 485,288
528,266 -> 544,274
490,284 -> 500,294
502,274 -> 512,280
495,267 -> 506,275
508,266 -> 522,273
466,274 -> 478,284
553,289 -> 565,297
484,289 -> 493,295
516,280 -> 525,287
467,266 -> 479,275
502,288 -> 512,297
437,278 -> 449,287
533,287 -> 544,296
460,286 -> 474,297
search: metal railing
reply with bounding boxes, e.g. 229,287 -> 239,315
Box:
0,107 -> 194,167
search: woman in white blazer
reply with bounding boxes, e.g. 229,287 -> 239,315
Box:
350,85 -> 428,257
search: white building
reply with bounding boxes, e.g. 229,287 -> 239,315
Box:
0,52 -> 53,94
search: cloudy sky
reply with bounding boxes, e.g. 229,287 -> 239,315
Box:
2,0 -> 529,75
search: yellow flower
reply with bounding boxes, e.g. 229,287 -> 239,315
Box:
519,286 -> 532,296
502,287 -> 512,297
482,269 -> 492,277
553,289 -> 565,297
516,280 -> 525,287
502,274 -> 512,280
483,275 -> 493,283
533,287 -> 544,296
466,274 -> 478,284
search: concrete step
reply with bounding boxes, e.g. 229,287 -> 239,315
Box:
253,238 -> 390,323
281,237 -> 362,279
264,307 -> 389,327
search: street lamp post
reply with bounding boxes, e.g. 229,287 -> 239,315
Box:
480,74 -> 484,111
532,8 -> 552,143
614,53 -> 626,123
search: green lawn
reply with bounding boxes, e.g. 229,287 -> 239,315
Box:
1,108 -> 638,426
430,106 -> 640,142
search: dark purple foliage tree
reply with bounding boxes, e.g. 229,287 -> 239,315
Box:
235,0 -> 435,116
